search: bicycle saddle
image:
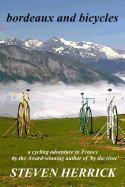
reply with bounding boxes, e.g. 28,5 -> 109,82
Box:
26,89 -> 30,92
81,93 -> 84,95
108,88 -> 112,92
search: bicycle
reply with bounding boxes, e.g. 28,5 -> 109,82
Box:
14,89 -> 30,138
79,93 -> 95,135
106,88 -> 123,144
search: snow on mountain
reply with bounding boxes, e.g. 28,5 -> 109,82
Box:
113,71 -> 125,82
55,46 -> 65,53
0,40 -> 4,43
54,37 -> 125,60
0,37 -> 125,61
0,38 -> 24,48
60,37 -> 92,49
99,46 -> 125,59
0,37 -> 44,50
0,44 -> 124,85
24,38 -> 43,49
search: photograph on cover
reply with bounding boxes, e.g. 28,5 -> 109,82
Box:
0,0 -> 125,186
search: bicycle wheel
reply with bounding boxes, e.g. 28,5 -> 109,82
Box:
86,107 -> 92,135
112,105 -> 118,144
25,105 -> 30,135
107,105 -> 111,139
79,108 -> 86,133
17,102 -> 24,138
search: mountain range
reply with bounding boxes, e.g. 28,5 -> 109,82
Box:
1,37 -> 125,60
1,37 -> 125,74
0,37 -> 125,85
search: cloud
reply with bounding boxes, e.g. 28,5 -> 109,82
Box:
113,72 -> 125,82
0,80 -> 125,119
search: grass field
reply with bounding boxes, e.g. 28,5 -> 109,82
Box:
0,115 -> 125,187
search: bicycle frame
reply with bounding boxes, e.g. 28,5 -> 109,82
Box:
14,91 -> 30,119
14,89 -> 30,137
106,89 -> 123,144
80,93 -> 95,133
107,94 -> 115,142
81,93 -> 95,110
3,89 -> 42,138
14,91 -> 30,103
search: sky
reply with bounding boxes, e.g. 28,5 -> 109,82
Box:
0,0 -> 125,50
0,80 -> 125,119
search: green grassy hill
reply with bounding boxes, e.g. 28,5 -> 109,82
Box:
0,115 -> 125,187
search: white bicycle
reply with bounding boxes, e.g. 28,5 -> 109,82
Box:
93,88 -> 124,145
106,88 -> 123,144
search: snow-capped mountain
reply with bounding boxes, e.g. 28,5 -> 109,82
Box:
0,38 -> 24,48
42,37 -> 125,61
1,37 -> 125,75
0,37 -> 44,50
24,38 -> 43,50
0,44 -> 124,85
0,37 -> 125,61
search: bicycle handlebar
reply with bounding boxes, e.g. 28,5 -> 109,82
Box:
14,89 -> 30,99
14,92 -> 23,99
106,93 -> 122,95
106,93 -> 124,101
82,97 -> 95,104
86,98 -> 95,104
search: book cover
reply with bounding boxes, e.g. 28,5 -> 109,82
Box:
0,0 -> 125,186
